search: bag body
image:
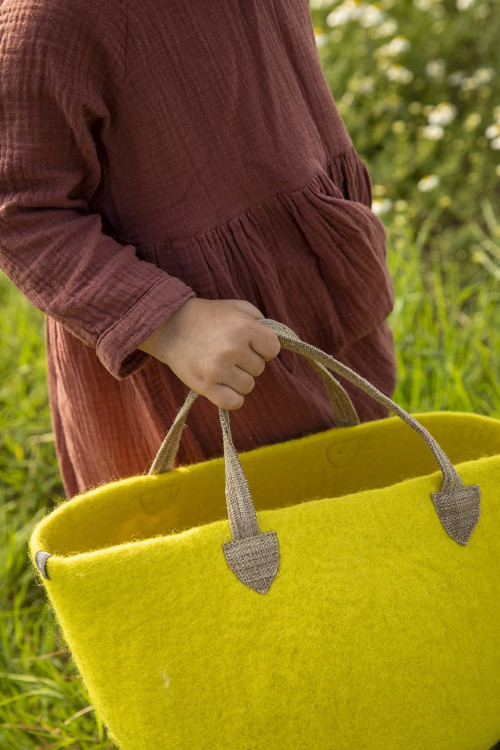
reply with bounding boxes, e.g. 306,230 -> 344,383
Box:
30,320 -> 500,750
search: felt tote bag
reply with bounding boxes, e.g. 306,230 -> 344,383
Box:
29,319 -> 500,750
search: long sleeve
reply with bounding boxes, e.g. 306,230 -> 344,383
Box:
0,0 -> 196,379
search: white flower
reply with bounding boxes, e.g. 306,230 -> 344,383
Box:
327,1 -> 386,28
385,35 -> 411,55
448,71 -> 467,87
314,32 -> 329,47
457,0 -> 475,10
420,124 -> 445,140
359,4 -> 385,28
461,77 -> 480,91
372,198 -> 393,215
490,138 -> 500,150
375,36 -> 411,58
485,124 -> 500,139
413,0 -> 433,10
425,59 -> 446,79
418,175 -> 440,192
384,64 -> 414,84
360,76 -> 376,94
326,7 -> 352,26
340,91 -> 355,108
427,102 -> 457,126
326,0 -> 361,27
373,19 -> 398,37
474,67 -> 495,84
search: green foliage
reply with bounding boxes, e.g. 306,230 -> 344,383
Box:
1,1 -> 500,745
312,0 -> 500,240
386,202 -> 500,415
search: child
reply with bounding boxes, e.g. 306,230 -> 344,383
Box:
0,0 -> 397,498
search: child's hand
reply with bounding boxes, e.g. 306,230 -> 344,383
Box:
137,298 -> 281,410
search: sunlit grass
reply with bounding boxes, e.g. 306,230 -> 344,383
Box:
0,282 -> 112,749
387,200 -> 500,416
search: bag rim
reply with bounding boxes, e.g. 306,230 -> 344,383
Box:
29,410 -> 500,571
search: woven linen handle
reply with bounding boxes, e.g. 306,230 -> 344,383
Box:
150,331 -> 360,476
148,318 -> 480,595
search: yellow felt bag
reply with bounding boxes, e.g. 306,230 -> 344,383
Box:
29,319 -> 500,750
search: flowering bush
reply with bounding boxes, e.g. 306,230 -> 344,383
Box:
311,0 -> 499,245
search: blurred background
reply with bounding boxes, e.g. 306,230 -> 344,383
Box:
1,0 -> 499,746
311,0 -> 500,415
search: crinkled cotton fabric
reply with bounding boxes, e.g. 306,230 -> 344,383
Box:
0,0 -> 397,496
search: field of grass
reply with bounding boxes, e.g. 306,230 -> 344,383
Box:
1,0 -> 499,747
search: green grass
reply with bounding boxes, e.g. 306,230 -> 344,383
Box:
2,0 -> 500,746
0,283 -> 112,749
386,200 -> 500,416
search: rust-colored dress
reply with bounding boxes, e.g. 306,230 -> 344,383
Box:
0,0 -> 397,498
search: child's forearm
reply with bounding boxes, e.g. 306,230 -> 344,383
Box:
0,0 -> 194,381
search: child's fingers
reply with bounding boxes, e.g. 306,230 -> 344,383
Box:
237,349 -> 266,378
249,325 -> 281,362
219,366 -> 256,397
207,383 -> 245,411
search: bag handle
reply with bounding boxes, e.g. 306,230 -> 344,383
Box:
149,336 -> 360,476
33,321 -> 360,583
149,319 -> 480,595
